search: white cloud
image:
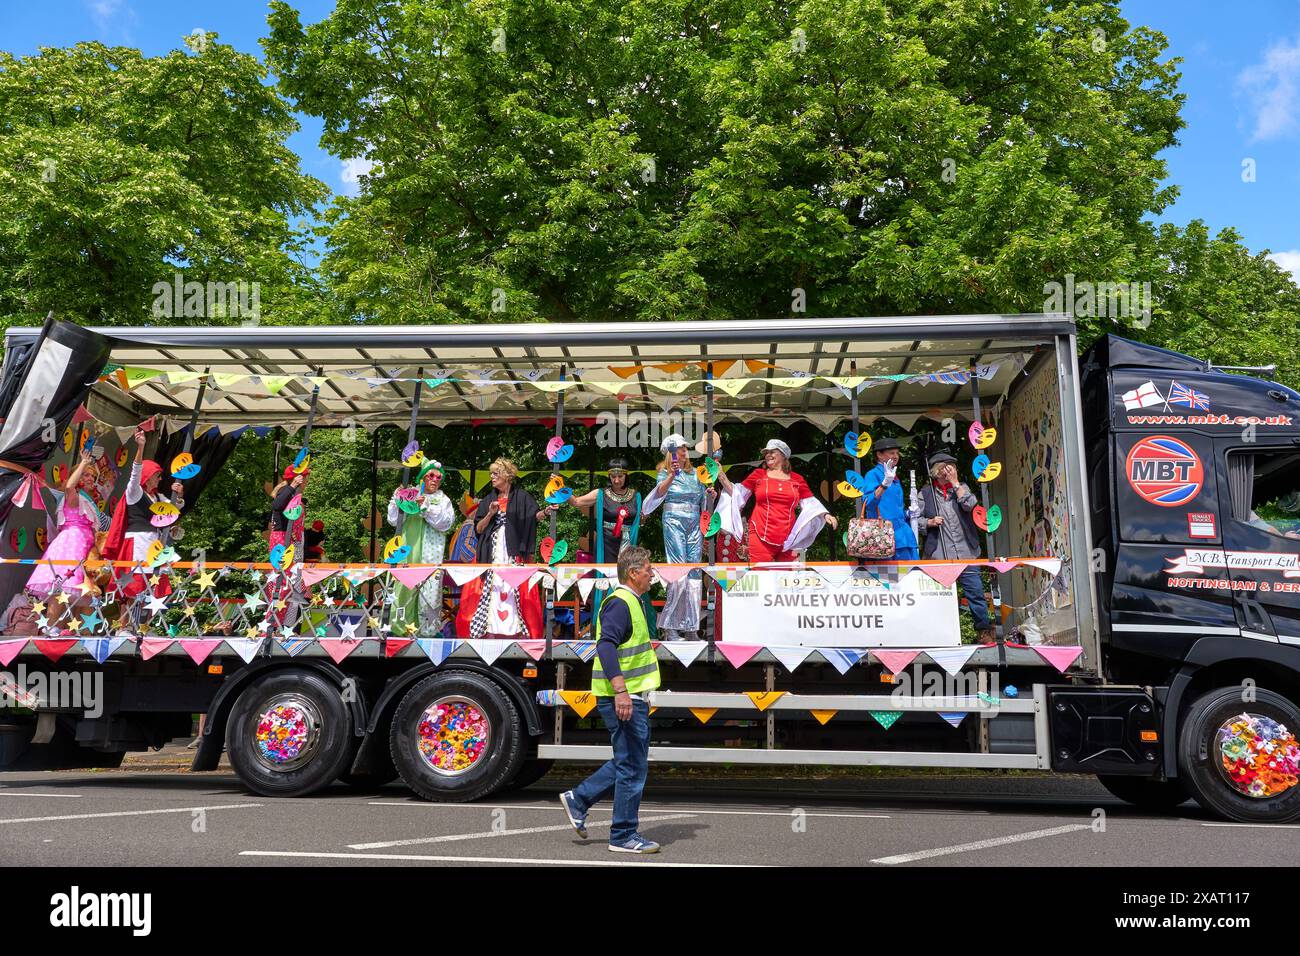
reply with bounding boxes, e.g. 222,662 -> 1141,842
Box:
1268,249 -> 1300,282
340,157 -> 376,196
1237,37 -> 1300,141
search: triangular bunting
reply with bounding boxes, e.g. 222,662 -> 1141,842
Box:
988,560 -> 1018,574
768,645 -> 813,673
711,378 -> 751,398
818,648 -> 865,675
560,689 -> 599,718
140,638 -> 174,661
938,712 -> 968,728
565,640 -> 598,663
716,643 -> 762,669
444,566 -> 487,587
1034,645 -> 1083,673
810,709 -> 837,725
745,691 -> 786,712
226,637 -> 264,664
385,638 -> 414,658
340,567 -> 386,588
318,639 -> 361,664
869,710 -> 903,730
389,567 -> 436,589
0,640 -> 27,667
83,636 -> 130,664
34,639 -> 79,663
690,708 -> 718,724
416,638 -> 461,665
925,646 -> 979,676
493,566 -> 538,590
301,566 -> 339,587
873,649 -> 921,675
653,565 -> 693,586
180,639 -> 223,665
278,636 -> 314,657
662,641 -> 707,667
467,638 -> 514,665
1021,557 -> 1063,576
916,563 -> 968,588
516,639 -> 547,661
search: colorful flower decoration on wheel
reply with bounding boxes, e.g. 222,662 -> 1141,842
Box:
417,701 -> 490,773
255,704 -> 311,764
1218,713 -> 1300,798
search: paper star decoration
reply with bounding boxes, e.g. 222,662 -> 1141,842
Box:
183,605 -> 197,618
194,570 -> 217,590
242,592 -> 265,613
405,622 -> 419,636
30,602 -> 45,615
258,620 -> 272,634
244,626 -> 260,639
144,594 -> 169,614
337,618 -> 362,641
80,612 -> 103,632
148,574 -> 162,588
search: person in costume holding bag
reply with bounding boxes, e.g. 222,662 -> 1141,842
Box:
458,458 -> 549,640
715,438 -> 837,562
858,437 -> 920,560
919,451 -> 995,641
641,434 -> 706,641
386,458 -> 456,635
104,427 -> 185,602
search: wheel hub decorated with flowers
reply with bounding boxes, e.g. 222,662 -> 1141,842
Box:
1216,713 -> 1300,799
251,695 -> 322,772
417,697 -> 491,775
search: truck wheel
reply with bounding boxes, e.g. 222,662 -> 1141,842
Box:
1177,686 -> 1300,823
1096,775 -> 1189,812
389,671 -> 525,802
226,670 -> 356,797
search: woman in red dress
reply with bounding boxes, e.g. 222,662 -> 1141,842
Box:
716,439 -> 837,562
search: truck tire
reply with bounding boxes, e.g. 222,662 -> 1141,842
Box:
1177,686 -> 1300,824
389,671 -> 525,802
1096,775 -> 1189,812
226,670 -> 356,797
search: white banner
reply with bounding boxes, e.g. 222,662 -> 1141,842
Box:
720,569 -> 959,647
1165,549 -> 1300,579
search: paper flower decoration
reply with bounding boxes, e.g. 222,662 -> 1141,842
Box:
969,422 -> 998,449
170,452 -> 201,480
844,431 -> 872,458
546,436 -> 574,463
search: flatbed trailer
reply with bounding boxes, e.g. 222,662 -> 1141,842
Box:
1,314 -> 1298,823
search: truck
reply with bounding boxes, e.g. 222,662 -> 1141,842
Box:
0,313 -> 1297,824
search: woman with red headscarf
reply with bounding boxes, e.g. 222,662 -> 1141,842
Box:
104,427 -> 185,601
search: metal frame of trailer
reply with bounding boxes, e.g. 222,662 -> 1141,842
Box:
2,314 -> 1098,777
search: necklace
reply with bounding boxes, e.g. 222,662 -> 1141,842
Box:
605,486 -> 634,503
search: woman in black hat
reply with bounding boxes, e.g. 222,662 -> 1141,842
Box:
918,451 -> 994,640
862,437 -> 919,559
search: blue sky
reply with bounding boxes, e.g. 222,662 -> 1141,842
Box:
3,0 -> 1300,278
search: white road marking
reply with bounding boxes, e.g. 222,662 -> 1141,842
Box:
872,824 -> 1091,865
241,850 -> 755,867
348,813 -> 697,850
367,801 -> 889,820
0,803 -> 263,825
1202,822 -> 1300,829
0,792 -> 82,798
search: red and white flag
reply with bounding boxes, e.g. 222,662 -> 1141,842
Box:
1121,381 -> 1164,410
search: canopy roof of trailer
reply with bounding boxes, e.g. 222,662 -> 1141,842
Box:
4,314 -> 1073,430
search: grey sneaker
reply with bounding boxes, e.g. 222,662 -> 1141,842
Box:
609,834 -> 660,854
559,790 -> 587,839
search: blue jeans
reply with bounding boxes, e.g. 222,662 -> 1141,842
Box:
570,697 -> 650,845
956,566 -> 991,630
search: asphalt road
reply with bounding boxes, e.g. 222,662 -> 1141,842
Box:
1,764 -> 1296,867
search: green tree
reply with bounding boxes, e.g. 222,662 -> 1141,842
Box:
0,36 -> 330,329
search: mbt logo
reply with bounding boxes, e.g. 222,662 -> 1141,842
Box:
1126,435 -> 1204,507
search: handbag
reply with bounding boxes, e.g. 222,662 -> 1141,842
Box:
846,517 -> 895,559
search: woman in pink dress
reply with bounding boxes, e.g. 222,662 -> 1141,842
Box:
26,448 -> 107,598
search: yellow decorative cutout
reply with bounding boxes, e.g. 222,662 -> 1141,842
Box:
690,707 -> 718,724
810,710 -> 837,725
745,691 -> 787,712
560,690 -> 599,718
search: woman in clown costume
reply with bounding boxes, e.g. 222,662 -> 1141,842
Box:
386,458 -> 456,635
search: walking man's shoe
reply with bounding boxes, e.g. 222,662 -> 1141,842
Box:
559,790 -> 588,839
609,834 -> 660,854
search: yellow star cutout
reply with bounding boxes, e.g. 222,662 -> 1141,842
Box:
405,622 -> 419,635
30,602 -> 45,615
183,606 -> 197,618
148,574 -> 162,588
273,599 -> 287,611
54,592 -> 69,605
76,578 -> 97,595
194,570 -> 217,590
368,616 -> 382,630
68,618 -> 84,633
244,626 -> 259,639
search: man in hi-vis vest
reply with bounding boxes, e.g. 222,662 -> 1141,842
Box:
561,546 -> 662,853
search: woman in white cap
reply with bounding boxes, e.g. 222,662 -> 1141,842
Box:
716,438 -> 837,562
641,433 -> 707,639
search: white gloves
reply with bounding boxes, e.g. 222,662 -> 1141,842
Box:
906,504 -> 921,520
881,461 -> 897,487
